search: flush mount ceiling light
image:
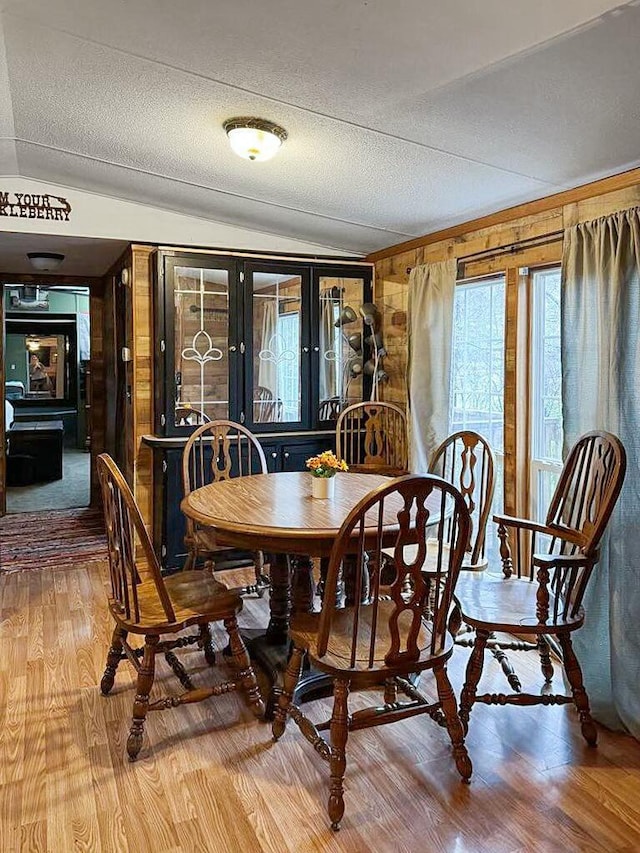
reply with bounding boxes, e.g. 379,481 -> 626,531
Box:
223,117 -> 287,162
27,252 -> 65,272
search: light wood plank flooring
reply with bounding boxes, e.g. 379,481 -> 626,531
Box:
1,561 -> 640,852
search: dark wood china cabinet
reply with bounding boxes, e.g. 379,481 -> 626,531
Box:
144,248 -> 373,570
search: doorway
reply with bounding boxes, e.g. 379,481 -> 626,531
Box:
4,284 -> 91,512
0,231 -> 129,519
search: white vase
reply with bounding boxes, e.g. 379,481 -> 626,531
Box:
311,475 -> 336,499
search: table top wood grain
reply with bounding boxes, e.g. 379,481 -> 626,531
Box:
181,471 -> 414,556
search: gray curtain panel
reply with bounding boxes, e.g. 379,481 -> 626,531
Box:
561,206 -> 640,737
407,259 -> 457,472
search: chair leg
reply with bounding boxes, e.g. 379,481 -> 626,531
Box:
459,628 -> 489,734
253,550 -> 270,596
182,549 -> 197,572
328,678 -> 350,832
383,678 -> 398,705
127,634 -> 159,761
101,625 -> 127,695
558,632 -> 598,746
224,616 -> 265,719
198,622 -> 216,666
272,645 -> 305,741
537,634 -> 554,683
434,664 -> 472,783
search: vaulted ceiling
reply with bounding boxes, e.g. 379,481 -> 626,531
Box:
1,0 -> 639,254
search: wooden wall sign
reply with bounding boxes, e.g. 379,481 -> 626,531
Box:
0,191 -> 72,222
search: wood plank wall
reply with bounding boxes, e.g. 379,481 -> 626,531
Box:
368,168 -> 640,517
89,282 -> 105,505
98,244 -> 154,532
131,245 -> 155,529
368,170 -> 640,411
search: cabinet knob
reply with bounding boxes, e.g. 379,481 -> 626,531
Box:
229,345 -> 237,352
271,452 -> 278,459
284,452 -> 290,459
302,346 -> 310,353
313,346 -> 320,352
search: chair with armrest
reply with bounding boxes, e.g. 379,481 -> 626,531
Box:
454,431 -> 626,745
271,474 -> 473,831
182,419 -> 270,594
97,453 -> 264,761
336,401 -> 408,476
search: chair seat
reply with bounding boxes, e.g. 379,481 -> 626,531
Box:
110,570 -> 242,633
290,602 -> 453,682
455,572 -> 584,634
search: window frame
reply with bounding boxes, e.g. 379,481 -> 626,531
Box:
455,245 -> 564,521
529,265 -> 563,522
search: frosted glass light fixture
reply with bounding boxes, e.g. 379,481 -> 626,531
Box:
223,117 -> 287,162
27,252 -> 65,271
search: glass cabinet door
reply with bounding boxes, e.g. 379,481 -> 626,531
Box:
245,263 -> 310,430
165,256 -> 239,430
315,270 -> 372,424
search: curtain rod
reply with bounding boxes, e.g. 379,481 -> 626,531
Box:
405,229 -> 564,273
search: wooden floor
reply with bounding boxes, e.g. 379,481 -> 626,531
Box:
2,561 -> 640,853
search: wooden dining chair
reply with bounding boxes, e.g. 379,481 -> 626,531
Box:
253,385 -> 282,423
336,401 -> 408,475
383,431 -> 495,576
182,420 -> 270,593
318,396 -> 342,422
175,405 -> 210,427
455,431 -> 626,745
97,453 -> 264,760
272,474 -> 473,831
429,431 -> 495,571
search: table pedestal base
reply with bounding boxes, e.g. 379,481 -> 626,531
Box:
244,631 -> 334,719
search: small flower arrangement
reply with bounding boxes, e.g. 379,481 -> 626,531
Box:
305,450 -> 348,478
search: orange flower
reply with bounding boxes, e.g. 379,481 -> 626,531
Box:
305,450 -> 349,478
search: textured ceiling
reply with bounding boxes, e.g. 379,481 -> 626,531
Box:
0,231 -> 127,276
0,0 -> 639,254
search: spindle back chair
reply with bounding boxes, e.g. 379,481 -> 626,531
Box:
455,431 -> 626,745
175,405 -> 210,427
97,453 -> 264,760
336,400 -> 408,475
272,474 -> 472,830
181,420 -> 269,591
430,430 -> 495,570
318,396 -> 342,421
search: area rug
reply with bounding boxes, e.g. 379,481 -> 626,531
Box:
0,506 -> 107,573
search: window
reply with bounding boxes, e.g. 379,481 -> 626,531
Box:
530,267 -> 563,521
450,276 -> 506,560
450,276 -> 505,453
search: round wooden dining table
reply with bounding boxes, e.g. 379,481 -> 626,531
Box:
181,470 -> 400,646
